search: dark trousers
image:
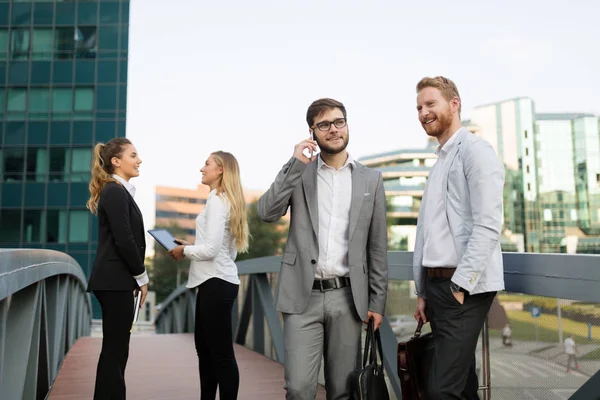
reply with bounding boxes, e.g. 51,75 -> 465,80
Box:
425,276 -> 496,400
195,278 -> 240,400
93,291 -> 135,400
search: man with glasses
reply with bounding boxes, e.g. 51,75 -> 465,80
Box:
258,98 -> 388,400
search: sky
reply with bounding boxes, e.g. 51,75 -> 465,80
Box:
125,0 -> 600,231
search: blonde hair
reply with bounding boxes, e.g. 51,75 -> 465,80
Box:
416,76 -> 462,115
211,151 -> 249,253
86,138 -> 132,214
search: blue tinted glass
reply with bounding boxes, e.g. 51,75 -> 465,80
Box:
49,121 -> 71,144
118,86 -> 126,110
0,4 -> 9,27
46,244 -> 67,252
11,3 -> 32,26
99,2 -> 120,24
33,3 -> 54,25
121,2 -> 130,22
95,120 -> 115,141
28,121 -> 49,145
30,61 -> 51,84
46,183 -> 68,206
53,61 -> 74,84
97,61 -> 117,83
96,86 -> 117,111
75,61 -> 95,84
70,246 -> 90,253
7,62 -> 29,85
0,64 -> 7,83
24,183 -> 45,207
1,183 -> 23,207
119,60 -> 127,83
0,209 -> 21,242
98,25 -> 119,50
78,2 -> 98,25
55,3 -> 75,26
120,26 -> 128,50
117,120 -> 126,137
96,111 -> 117,120
5,122 -> 26,145
73,121 -> 93,144
70,183 -> 89,208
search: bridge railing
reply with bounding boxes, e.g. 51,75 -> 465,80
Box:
155,251 -> 600,399
0,249 -> 92,400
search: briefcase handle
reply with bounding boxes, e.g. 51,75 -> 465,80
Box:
363,319 -> 385,368
412,320 -> 425,339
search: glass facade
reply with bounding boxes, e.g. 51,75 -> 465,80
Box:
573,116 -> 600,235
0,0 -> 129,316
470,98 -> 538,252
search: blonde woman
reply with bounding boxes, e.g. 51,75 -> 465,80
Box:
86,138 -> 148,399
169,151 -> 249,400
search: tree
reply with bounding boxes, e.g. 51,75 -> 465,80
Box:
236,200 -> 288,261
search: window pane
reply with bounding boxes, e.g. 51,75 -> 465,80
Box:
7,88 -> 27,111
71,148 -> 91,172
74,88 -> 94,111
32,29 -> 55,60
10,29 -> 30,59
75,26 -> 97,58
69,210 -> 89,242
0,88 -> 4,116
47,210 -> 67,244
0,30 -> 8,60
26,147 -> 47,182
0,209 -> 21,243
50,147 -> 69,172
52,88 -> 72,112
1,148 -> 25,181
29,88 -> 50,112
23,210 -> 44,243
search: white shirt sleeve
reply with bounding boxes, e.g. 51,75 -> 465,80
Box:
133,270 -> 149,287
183,194 -> 227,261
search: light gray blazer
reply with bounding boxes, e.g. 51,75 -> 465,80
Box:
257,156 -> 388,320
413,128 -> 506,297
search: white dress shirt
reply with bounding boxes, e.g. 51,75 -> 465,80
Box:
184,190 -> 240,287
111,174 -> 148,287
316,154 -> 354,279
422,131 -> 460,268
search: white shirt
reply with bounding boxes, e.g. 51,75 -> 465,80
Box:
316,154 -> 354,279
111,174 -> 148,287
112,174 -> 136,198
184,190 -> 240,287
564,337 -> 576,355
422,131 -> 460,268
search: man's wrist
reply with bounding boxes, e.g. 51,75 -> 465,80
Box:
450,282 -> 465,293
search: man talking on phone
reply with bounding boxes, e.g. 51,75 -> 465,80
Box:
257,98 -> 388,400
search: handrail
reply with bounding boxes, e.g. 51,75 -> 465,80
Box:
155,251 -> 600,399
0,249 -> 92,399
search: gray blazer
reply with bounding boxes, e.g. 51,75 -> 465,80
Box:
413,128 -> 506,297
257,156 -> 388,320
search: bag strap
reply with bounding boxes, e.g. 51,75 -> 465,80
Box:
362,319 -> 374,367
412,320 -> 424,339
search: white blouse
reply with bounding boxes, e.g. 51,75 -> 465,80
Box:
183,189 -> 240,287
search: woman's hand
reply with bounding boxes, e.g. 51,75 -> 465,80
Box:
168,245 -> 186,261
174,237 -> 192,246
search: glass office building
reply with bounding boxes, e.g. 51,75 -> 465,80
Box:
0,0 -> 130,315
470,97 -> 539,252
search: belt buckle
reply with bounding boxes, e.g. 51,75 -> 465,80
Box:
320,279 -> 334,292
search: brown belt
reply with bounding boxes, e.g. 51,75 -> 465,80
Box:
426,267 -> 456,279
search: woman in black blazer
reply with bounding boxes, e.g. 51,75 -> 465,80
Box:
86,138 -> 148,400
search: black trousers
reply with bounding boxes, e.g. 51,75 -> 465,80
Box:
195,278 -> 240,400
425,276 -> 496,400
93,290 -> 135,400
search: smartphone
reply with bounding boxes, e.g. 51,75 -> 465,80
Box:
310,129 -> 319,159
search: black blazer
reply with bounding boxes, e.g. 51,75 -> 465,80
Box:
87,181 -> 146,292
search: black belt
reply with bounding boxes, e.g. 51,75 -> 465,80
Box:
313,277 -> 351,292
426,267 -> 456,279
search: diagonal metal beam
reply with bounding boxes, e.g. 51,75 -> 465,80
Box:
252,274 -> 284,363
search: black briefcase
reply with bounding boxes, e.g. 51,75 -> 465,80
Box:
350,319 -> 390,400
397,320 -> 434,400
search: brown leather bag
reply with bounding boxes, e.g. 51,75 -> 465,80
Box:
397,320 -> 434,400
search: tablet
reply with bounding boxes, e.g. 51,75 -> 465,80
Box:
148,228 -> 178,251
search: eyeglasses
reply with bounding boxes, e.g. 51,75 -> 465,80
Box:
313,118 -> 347,132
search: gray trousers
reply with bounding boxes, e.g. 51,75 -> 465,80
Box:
283,286 -> 362,400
